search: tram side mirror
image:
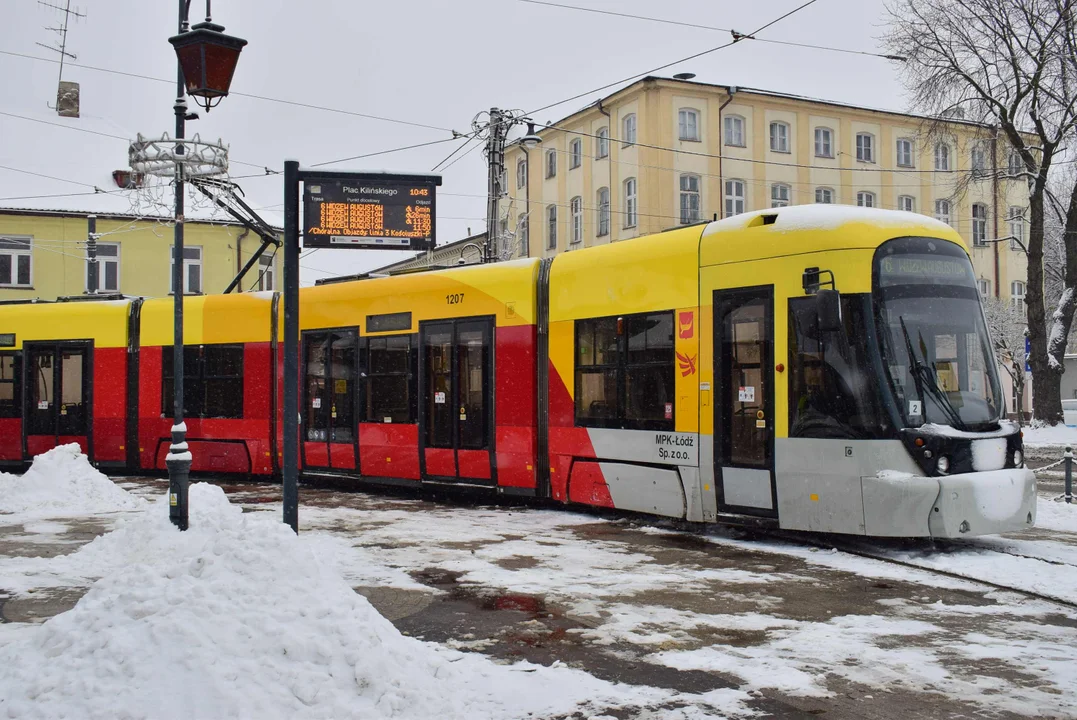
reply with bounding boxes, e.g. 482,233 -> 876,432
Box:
816,289 -> 842,333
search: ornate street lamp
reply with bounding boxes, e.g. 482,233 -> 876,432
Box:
169,17 -> 247,112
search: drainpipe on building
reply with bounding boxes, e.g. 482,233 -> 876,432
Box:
991,132 -> 1001,298
598,99 -> 613,239
717,86 -> 737,219
522,145 -> 531,257
235,227 -> 250,291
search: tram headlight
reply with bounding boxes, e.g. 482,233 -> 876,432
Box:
936,455 -> 950,474
1013,450 -> 1023,467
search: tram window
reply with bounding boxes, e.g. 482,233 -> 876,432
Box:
162,345 -> 244,419
304,339 -> 329,440
575,311 -> 675,430
162,346 -> 204,418
365,335 -> 413,423
0,353 -> 19,418
788,297 -> 887,439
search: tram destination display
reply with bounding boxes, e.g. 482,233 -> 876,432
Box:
302,173 -> 439,251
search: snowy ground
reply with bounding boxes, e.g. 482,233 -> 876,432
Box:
1021,423 -> 1077,448
2,446 -> 1077,718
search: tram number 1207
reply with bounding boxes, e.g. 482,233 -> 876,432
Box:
446,293 -> 465,305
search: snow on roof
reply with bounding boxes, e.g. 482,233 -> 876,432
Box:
702,203 -> 954,236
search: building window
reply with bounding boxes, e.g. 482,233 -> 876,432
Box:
977,278 -> 991,298
596,127 -> 609,159
678,108 -> 700,141
1008,207 -> 1025,250
1011,281 -> 1026,312
935,143 -> 951,171
896,138 -> 914,167
170,245 -> 202,295
972,203 -> 988,246
163,344 -> 244,419
680,174 -> 701,224
257,254 -> 275,291
519,215 -> 528,255
546,204 -> 557,250
545,149 -> 557,178
0,353 -> 21,419
570,196 -> 583,243
622,114 -> 637,146
724,179 -> 745,217
85,242 -> 120,292
771,183 -> 791,208
935,199 -> 952,225
724,115 -> 745,147
0,236 -> 32,288
363,335 -> 414,424
624,177 -> 638,228
597,187 -> 610,237
815,187 -> 834,204
814,127 -> 833,158
970,144 -> 987,177
570,138 -> 582,169
516,158 -> 527,188
856,191 -> 875,207
770,121 -> 790,153
575,311 -> 675,430
897,195 -> 915,212
1007,149 -> 1023,176
856,133 -> 875,163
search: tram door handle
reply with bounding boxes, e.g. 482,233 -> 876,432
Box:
701,383 -> 710,407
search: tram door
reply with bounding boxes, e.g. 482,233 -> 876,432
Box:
713,288 -> 777,517
24,342 -> 91,458
302,329 -> 359,472
420,317 -> 493,482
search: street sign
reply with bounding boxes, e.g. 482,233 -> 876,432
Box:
1025,335 -> 1031,373
301,172 -> 440,251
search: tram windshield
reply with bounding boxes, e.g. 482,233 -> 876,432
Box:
873,237 -> 1003,430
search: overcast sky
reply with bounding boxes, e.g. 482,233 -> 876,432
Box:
1,0 -> 909,285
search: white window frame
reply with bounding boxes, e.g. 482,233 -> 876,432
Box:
570,138 -> 582,169
170,245 -> 203,295
516,157 -> 527,189
624,177 -> 637,228
570,196 -> 583,243
519,215 -> 529,255
724,179 -> 745,217
977,278 -> 990,298
896,138 -> 914,168
0,236 -> 33,288
935,199 -> 952,225
970,144 -> 986,177
1008,207 -> 1025,251
622,114 -> 637,147
815,187 -> 834,204
972,203 -> 988,246
257,254 -> 275,291
814,127 -> 833,158
897,195 -> 915,212
934,143 -> 951,171
597,187 -> 610,237
1007,149 -> 1023,176
596,127 -> 609,159
1011,281 -> 1026,312
856,133 -> 875,163
856,191 -> 876,208
85,241 -> 120,293
769,121 -> 790,153
679,174 -> 701,224
546,205 -> 557,250
770,183 -> 791,208
545,149 -> 557,178
678,108 -> 700,142
724,115 -> 745,147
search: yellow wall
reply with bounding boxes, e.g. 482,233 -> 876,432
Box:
0,212 -> 278,301
501,77 -> 1030,302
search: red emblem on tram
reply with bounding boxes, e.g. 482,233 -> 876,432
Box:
676,351 -> 697,377
678,311 -> 694,339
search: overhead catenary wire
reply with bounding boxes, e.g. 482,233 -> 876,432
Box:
310,137 -> 463,169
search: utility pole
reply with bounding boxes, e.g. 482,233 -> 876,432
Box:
86,214 -> 97,294
484,107 -> 509,263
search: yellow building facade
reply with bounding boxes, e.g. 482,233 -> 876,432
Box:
0,209 -> 279,301
501,76 -> 1030,306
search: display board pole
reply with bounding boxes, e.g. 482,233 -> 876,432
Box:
282,159 -> 300,533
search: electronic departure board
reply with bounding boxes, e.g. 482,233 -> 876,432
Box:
302,172 -> 441,251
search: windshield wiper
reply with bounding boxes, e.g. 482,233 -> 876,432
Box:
898,317 -> 967,430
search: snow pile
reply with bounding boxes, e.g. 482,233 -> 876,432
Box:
0,443 -> 143,515
1037,499 -> 1077,534
1022,424 -> 1077,447
0,484 -> 675,720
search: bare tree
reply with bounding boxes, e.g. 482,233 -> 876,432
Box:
982,296 -> 1029,423
884,0 -> 1077,424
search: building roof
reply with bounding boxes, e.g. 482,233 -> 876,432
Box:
370,231 -> 490,274
0,206 -> 281,230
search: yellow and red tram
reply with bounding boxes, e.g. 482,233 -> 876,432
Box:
0,205 -> 1037,537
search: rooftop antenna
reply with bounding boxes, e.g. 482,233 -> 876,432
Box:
37,0 -> 85,117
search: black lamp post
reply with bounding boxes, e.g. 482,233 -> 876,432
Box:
165,0 -> 245,530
